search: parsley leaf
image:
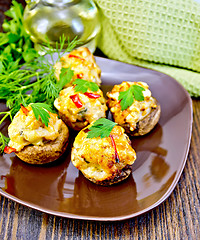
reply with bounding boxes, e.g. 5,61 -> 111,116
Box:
87,118 -> 117,139
119,84 -> 145,111
74,79 -> 99,93
132,85 -> 145,101
58,67 -> 74,90
31,103 -> 53,127
119,87 -> 134,111
22,48 -> 38,63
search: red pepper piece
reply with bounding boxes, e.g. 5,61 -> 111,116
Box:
70,94 -> 83,108
84,92 -> 101,99
4,146 -> 16,154
68,54 -> 85,61
110,135 -> 120,163
20,104 -> 29,116
77,73 -> 84,79
83,128 -> 90,133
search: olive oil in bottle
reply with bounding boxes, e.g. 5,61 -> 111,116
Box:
23,0 -> 101,53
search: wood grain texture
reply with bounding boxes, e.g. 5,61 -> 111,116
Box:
0,99 -> 199,239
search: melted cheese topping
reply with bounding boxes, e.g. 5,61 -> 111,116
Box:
71,125 -> 136,181
107,81 -> 157,131
54,86 -> 107,127
54,47 -> 101,87
8,105 -> 63,151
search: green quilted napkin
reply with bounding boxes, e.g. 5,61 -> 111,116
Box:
94,0 -> 200,97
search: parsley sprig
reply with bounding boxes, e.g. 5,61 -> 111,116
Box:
73,79 -> 99,93
87,118 -> 117,138
31,103 -> 53,127
58,67 -> 74,88
119,85 -> 145,111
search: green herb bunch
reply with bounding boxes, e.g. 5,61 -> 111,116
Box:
0,1 -> 79,153
0,35 -> 77,112
0,0 -> 37,73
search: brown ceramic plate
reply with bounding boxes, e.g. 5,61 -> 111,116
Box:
0,57 -> 193,221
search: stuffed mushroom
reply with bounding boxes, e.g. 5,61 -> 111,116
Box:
54,47 -> 101,87
54,83 -> 107,131
106,81 -> 161,136
71,119 -> 136,186
6,104 -> 69,164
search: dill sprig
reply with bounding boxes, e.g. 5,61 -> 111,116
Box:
0,111 -> 12,153
0,133 -> 10,154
